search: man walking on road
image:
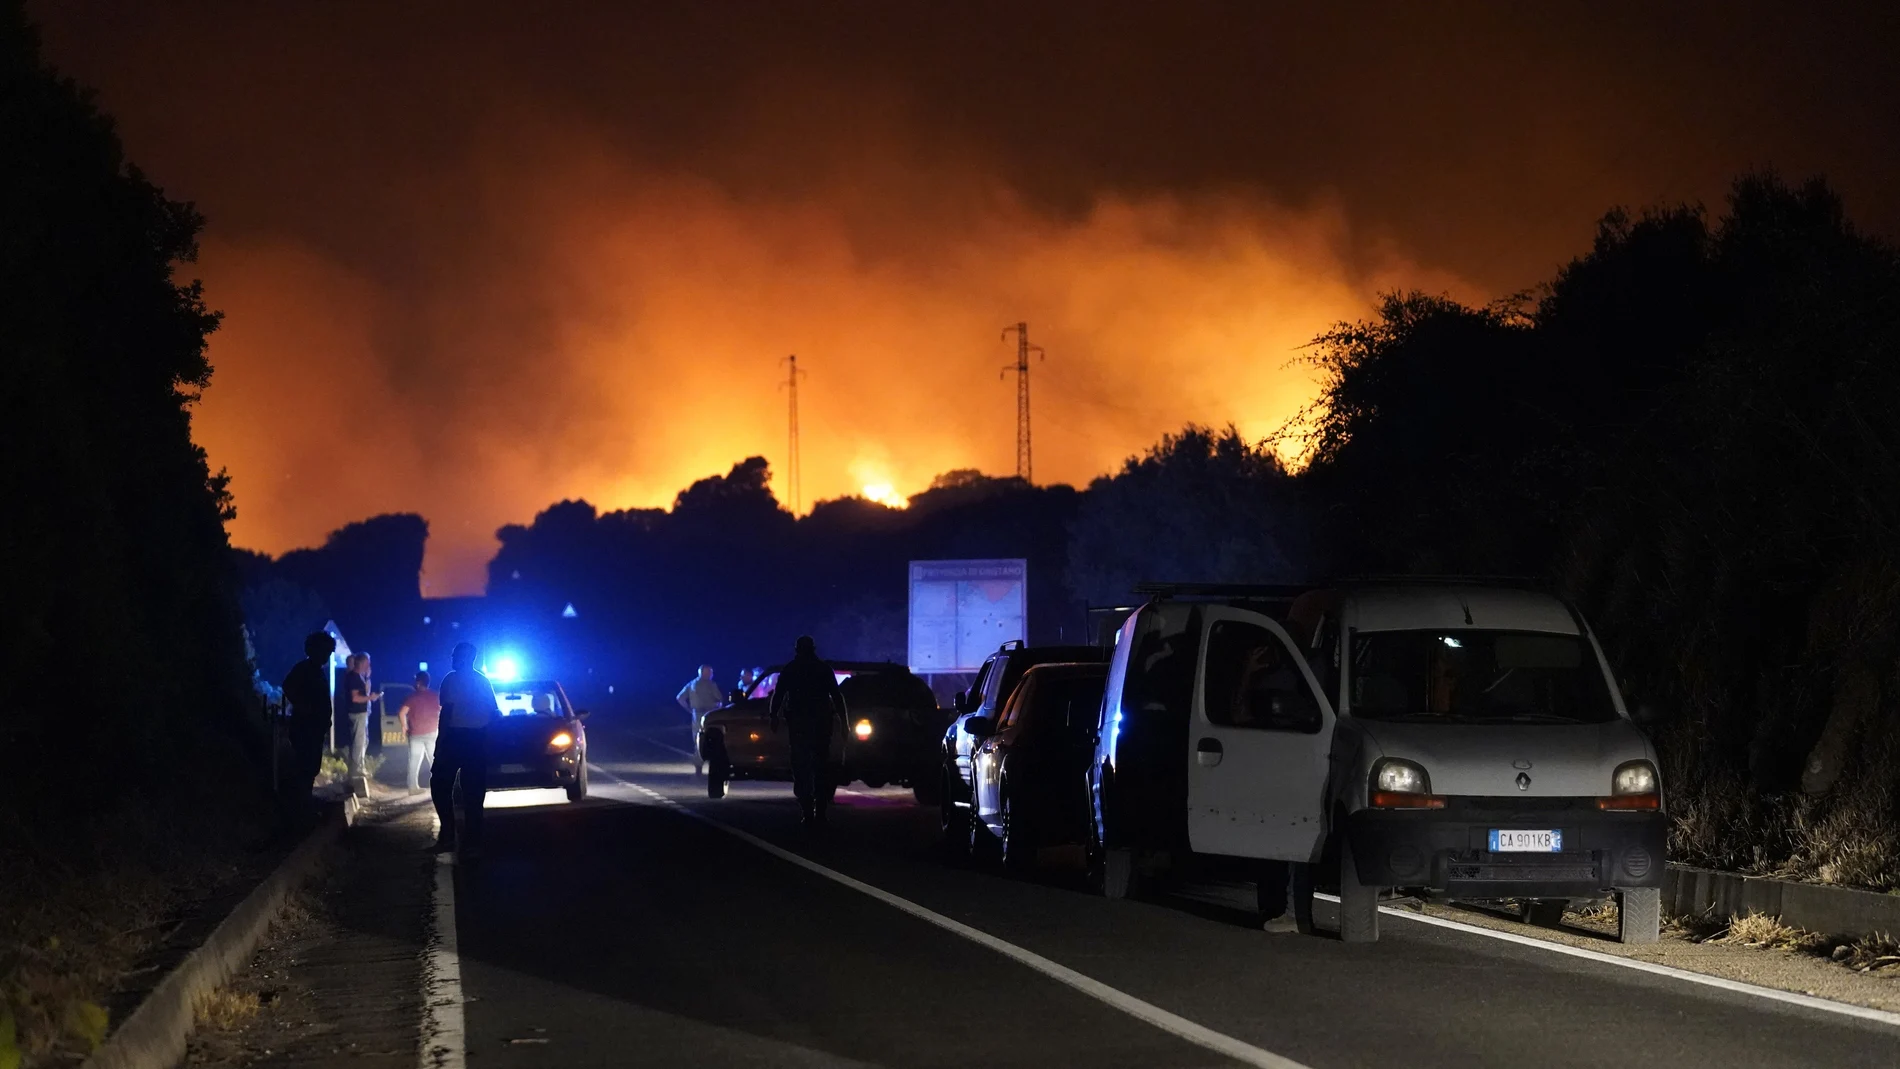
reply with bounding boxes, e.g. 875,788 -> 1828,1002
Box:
432,642 -> 501,860
399,669 -> 441,793
676,664 -> 725,775
280,631 -> 338,829
768,636 -> 846,827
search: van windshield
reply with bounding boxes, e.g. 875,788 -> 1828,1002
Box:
1347,630 -> 1617,724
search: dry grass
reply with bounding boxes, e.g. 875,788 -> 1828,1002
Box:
192,989 -> 261,1031
1833,931 -> 1900,973
0,790 -> 275,1068
1720,911 -> 1819,950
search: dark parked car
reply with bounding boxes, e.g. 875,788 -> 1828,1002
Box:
938,641 -> 1107,853
967,663 -> 1109,869
701,661 -> 947,799
487,680 -> 590,802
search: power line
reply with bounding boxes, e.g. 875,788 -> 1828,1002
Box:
1000,322 -> 1044,481
779,354 -> 806,512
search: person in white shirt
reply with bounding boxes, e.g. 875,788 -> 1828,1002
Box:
430,642 -> 501,860
676,665 -> 726,775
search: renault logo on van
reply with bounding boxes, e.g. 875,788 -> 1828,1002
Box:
1515,772 -> 1532,791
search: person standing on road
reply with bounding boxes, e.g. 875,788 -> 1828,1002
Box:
280,631 -> 338,829
676,664 -> 725,775
338,653 -> 382,793
768,636 -> 846,827
399,669 -> 442,794
432,641 -> 501,860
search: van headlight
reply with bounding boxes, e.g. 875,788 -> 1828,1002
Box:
1372,758 -> 1431,795
1611,760 -> 1657,795
546,731 -> 575,754
853,719 -> 874,740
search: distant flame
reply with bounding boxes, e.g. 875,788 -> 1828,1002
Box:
861,482 -> 908,509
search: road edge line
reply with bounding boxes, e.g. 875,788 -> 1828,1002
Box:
419,849 -> 467,1068
1312,893 -> 1900,1030
595,768 -> 1310,1069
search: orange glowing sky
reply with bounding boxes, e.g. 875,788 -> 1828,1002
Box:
32,2 -> 1899,593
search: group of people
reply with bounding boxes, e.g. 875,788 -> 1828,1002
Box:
279,633 -> 501,860
677,638 -> 847,826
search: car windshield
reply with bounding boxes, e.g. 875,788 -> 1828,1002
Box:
1348,630 -> 1617,724
495,684 -> 568,718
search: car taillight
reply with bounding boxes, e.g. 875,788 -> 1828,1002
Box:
1369,791 -> 1446,810
1597,793 -> 1660,811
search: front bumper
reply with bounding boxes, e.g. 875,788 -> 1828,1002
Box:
487,751 -> 583,790
1347,797 -> 1665,897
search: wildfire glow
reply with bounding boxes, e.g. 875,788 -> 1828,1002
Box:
861,483 -> 909,509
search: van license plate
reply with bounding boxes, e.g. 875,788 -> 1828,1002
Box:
1490,829 -> 1562,852
498,763 -> 530,774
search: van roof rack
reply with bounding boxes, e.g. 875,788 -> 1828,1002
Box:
1132,582 -> 1310,600
1326,574 -> 1544,588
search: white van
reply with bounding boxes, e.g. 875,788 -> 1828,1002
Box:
1084,580 -> 1664,944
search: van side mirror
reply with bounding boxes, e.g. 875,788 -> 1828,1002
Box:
1630,703 -> 1664,727
575,708 -> 591,720
965,716 -> 994,739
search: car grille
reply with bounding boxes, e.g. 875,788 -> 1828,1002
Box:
1446,796 -> 1594,813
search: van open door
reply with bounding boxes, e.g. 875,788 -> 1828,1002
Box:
1186,605 -> 1335,861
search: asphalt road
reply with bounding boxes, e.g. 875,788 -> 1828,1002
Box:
438,725 -> 1900,1068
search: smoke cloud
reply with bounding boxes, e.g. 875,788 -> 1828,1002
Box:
192,113 -> 1473,592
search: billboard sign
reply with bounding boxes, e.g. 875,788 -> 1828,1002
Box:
908,559 -> 1027,674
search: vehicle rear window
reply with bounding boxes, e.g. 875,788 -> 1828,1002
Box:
841,671 -> 933,710
1348,630 -> 1616,724
1019,674 -> 1107,739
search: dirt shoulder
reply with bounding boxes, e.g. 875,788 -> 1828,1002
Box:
1402,898 -> 1900,1014
185,793 -> 436,1069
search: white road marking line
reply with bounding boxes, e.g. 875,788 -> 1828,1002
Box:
420,856 -> 467,1069
1312,893 -> 1900,1031
635,733 -> 699,760
591,766 -> 1309,1069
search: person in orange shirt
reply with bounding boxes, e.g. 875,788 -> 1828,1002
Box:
399,670 -> 442,793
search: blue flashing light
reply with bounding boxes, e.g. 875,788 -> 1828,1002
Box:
490,654 -> 523,683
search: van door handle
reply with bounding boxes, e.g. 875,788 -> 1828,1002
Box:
1196,737 -> 1223,767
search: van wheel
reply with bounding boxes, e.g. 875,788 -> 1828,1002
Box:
1096,847 -> 1137,899
1000,794 -> 1035,872
1616,887 -> 1660,944
707,757 -> 728,799
1337,836 -> 1380,943
1524,900 -> 1567,928
861,776 -> 888,789
939,771 -> 971,860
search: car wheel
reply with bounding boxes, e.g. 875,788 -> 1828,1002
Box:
1000,793 -> 1036,872
911,767 -> 943,805
939,769 -> 971,859
565,760 -> 589,802
1337,835 -> 1380,943
1524,899 -> 1567,928
968,805 -> 1001,865
707,756 -> 729,799
1616,887 -> 1660,944
861,776 -> 888,789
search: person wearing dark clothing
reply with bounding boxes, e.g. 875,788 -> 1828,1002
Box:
280,631 -> 337,829
768,635 -> 847,826
431,641 -> 500,860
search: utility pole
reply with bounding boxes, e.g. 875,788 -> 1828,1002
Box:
1000,322 -> 1044,482
780,354 -> 806,512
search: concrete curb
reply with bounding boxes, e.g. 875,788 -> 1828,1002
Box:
79,795 -> 363,1069
1664,862 -> 1900,940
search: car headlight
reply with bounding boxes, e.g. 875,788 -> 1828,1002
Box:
546,731 -> 575,753
1612,760 -> 1657,795
853,719 -> 874,740
1372,758 -> 1430,795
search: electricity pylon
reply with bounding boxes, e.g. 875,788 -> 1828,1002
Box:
1001,322 -> 1044,482
779,354 -> 806,512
